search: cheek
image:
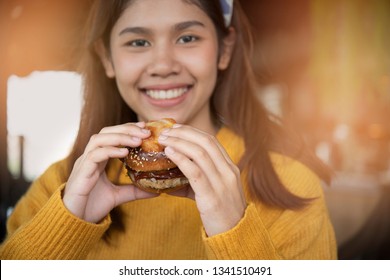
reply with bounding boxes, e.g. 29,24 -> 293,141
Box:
111,56 -> 144,106
112,52 -> 145,86
182,47 -> 219,83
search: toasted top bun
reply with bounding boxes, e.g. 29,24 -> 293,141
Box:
123,118 -> 177,172
141,118 -> 175,152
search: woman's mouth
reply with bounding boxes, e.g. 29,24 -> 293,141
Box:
144,86 -> 190,100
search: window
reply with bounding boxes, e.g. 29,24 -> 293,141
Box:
7,71 -> 82,180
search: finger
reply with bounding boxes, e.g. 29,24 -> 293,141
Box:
172,124 -> 233,163
71,147 -> 128,185
84,146 -> 129,168
160,131 -> 228,182
85,122 -> 151,151
161,130 -> 243,201
164,146 -> 214,196
161,125 -> 234,172
100,122 -> 149,135
167,185 -> 195,200
112,184 -> 159,206
85,132 -> 144,153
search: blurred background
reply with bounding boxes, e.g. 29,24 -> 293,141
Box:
0,0 -> 389,259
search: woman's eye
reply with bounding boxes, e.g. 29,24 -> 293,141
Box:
178,35 -> 198,44
126,39 -> 150,47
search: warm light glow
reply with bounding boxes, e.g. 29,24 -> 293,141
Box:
310,0 -> 390,123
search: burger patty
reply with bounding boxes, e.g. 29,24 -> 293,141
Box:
136,177 -> 189,191
127,167 -> 187,180
126,166 -> 190,191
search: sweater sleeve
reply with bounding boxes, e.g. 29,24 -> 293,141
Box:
202,203 -> 282,259
203,194 -> 336,260
0,161 -> 111,260
202,155 -> 337,260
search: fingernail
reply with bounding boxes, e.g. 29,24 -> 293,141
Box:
165,146 -> 175,155
135,121 -> 145,127
158,135 -> 168,141
172,124 -> 181,128
132,136 -> 141,141
161,128 -> 171,135
141,129 -> 150,134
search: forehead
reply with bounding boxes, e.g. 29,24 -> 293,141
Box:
114,0 -> 210,29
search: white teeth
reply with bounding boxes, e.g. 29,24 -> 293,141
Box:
145,87 -> 187,100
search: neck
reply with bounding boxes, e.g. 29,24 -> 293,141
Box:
186,108 -> 219,136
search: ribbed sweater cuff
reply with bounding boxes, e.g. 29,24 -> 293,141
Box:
2,185 -> 111,259
202,203 -> 280,260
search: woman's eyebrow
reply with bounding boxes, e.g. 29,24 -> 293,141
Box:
118,26 -> 151,36
118,20 -> 205,36
174,20 -> 205,31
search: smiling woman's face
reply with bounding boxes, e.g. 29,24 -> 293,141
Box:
99,0 -> 232,131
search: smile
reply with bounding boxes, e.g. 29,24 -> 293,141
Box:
144,87 -> 189,100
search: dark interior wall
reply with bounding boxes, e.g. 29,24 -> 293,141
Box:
241,0 -> 312,83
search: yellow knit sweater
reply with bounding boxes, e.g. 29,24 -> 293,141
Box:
0,126 -> 337,260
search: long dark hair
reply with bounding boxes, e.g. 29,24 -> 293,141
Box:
68,0 -> 331,211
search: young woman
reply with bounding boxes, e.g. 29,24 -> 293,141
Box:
0,0 -> 337,259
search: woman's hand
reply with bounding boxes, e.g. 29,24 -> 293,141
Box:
158,124 -> 247,237
63,122 -> 158,223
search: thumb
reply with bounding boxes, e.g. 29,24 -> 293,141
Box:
112,184 -> 159,206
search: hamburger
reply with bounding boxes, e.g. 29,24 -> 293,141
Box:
122,118 -> 189,193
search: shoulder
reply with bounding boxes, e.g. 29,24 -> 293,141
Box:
28,158 -> 70,199
269,152 -> 325,199
37,158 -> 69,184
7,159 -> 70,224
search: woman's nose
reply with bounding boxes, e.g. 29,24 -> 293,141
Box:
146,45 -> 181,77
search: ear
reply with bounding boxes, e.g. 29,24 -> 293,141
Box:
95,39 -> 115,78
218,27 -> 236,70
